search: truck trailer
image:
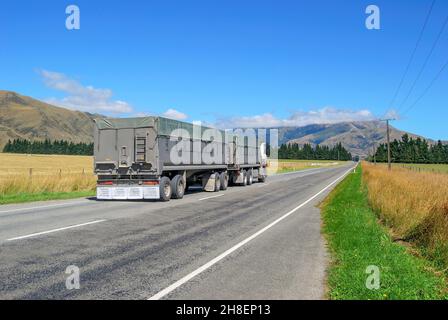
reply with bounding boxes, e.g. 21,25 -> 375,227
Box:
94,116 -> 267,201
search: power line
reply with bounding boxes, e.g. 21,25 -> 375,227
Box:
397,12 -> 448,112
401,57 -> 448,116
385,0 -> 436,116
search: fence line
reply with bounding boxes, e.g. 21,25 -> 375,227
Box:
0,168 -> 94,177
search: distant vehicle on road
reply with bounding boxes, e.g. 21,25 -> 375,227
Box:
94,117 -> 267,201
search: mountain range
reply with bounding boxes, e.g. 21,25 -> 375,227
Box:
0,90 -> 442,157
277,121 -> 432,157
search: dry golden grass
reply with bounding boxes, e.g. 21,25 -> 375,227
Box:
0,153 -> 93,175
362,162 -> 448,267
0,153 -> 96,196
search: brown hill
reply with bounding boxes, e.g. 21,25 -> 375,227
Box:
0,90 -> 95,149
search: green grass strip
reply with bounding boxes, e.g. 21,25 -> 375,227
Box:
0,190 -> 95,205
322,166 -> 447,300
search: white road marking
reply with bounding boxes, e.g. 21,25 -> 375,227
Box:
198,194 -> 225,201
6,219 -> 106,241
148,165 -> 356,300
0,201 -> 85,215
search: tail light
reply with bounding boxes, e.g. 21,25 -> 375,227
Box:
143,181 -> 159,186
98,181 -> 114,185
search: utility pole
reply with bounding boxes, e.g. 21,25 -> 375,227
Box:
380,118 -> 395,171
372,143 -> 376,165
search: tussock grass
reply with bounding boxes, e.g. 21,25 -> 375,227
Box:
362,162 -> 448,270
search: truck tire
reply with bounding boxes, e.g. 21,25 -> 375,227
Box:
242,170 -> 248,186
247,169 -> 253,185
220,172 -> 229,190
171,174 -> 185,199
228,174 -> 235,186
214,173 -> 221,192
160,176 -> 172,201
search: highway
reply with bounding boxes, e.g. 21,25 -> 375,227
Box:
0,163 -> 355,300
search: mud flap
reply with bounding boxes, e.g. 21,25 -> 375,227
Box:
202,173 -> 218,192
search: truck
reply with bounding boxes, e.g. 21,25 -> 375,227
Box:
94,116 -> 268,201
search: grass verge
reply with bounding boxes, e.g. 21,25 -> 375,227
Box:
0,190 -> 95,205
322,165 -> 447,300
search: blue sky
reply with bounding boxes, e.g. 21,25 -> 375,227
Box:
0,0 -> 447,139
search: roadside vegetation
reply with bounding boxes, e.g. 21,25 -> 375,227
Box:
0,153 -> 96,204
322,165 -> 447,300
363,162 -> 448,271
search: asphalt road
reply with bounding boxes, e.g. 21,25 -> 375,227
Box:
0,163 -> 355,300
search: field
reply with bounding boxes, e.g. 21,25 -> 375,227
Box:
268,159 -> 346,174
362,162 -> 448,271
392,163 -> 448,174
0,153 -> 96,204
0,153 -> 93,175
322,166 -> 447,299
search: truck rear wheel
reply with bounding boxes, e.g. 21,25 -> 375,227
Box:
171,175 -> 185,199
160,176 -> 172,201
214,173 -> 221,192
247,169 -> 253,185
242,170 -> 248,186
220,172 -> 229,190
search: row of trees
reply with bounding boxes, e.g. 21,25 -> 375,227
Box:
3,139 -> 93,156
369,134 -> 448,164
278,142 -> 353,161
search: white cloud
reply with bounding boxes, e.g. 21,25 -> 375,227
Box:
38,69 -> 132,114
383,109 -> 400,120
216,107 -> 376,128
133,112 -> 152,117
162,108 -> 188,120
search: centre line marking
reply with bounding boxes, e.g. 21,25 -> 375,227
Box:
6,219 -> 106,241
148,165 -> 356,300
0,201 -> 85,214
198,194 -> 224,201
